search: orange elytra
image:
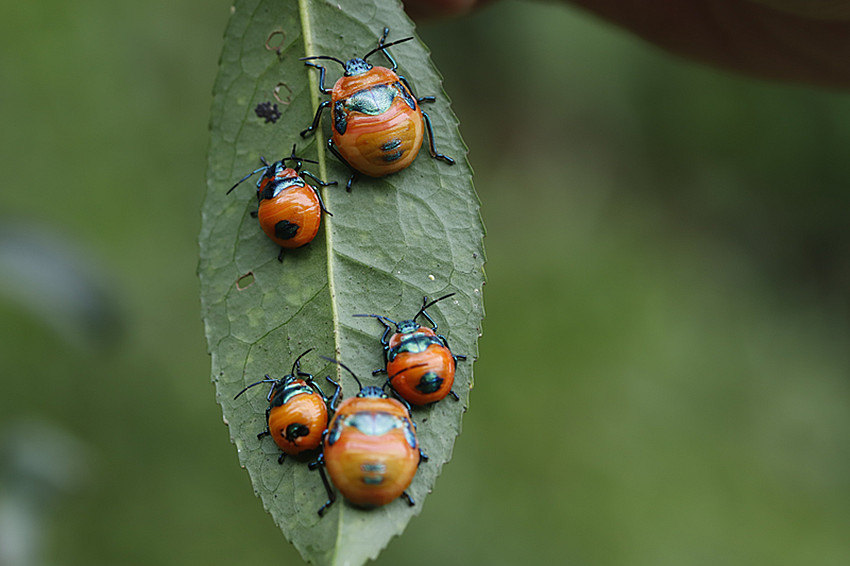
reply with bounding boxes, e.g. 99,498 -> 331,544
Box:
227,145 -> 335,261
234,349 -> 340,464
300,27 -> 454,190
310,358 -> 427,516
355,293 -> 466,406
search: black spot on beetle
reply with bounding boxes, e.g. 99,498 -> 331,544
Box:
275,220 -> 299,240
416,372 -> 444,394
382,150 -> 404,163
285,423 -> 309,441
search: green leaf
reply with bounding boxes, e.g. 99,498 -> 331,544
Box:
199,1 -> 485,564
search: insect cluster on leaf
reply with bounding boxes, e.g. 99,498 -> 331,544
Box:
226,27 -> 467,519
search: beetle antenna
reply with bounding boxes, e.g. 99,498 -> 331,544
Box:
414,293 -> 456,322
353,313 -> 398,328
227,164 -> 269,194
320,356 -> 363,390
287,143 -> 300,169
362,36 -> 414,60
281,144 -> 319,170
233,377 -> 277,400
290,348 -> 314,376
300,55 -> 345,69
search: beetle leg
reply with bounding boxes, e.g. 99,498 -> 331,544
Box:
435,333 -> 467,366
421,110 -> 455,165
452,351 -> 468,368
300,169 -> 336,187
310,450 -> 337,517
379,325 -> 392,347
396,76 -> 438,108
345,172 -> 358,191
300,100 -> 330,137
305,373 -> 327,395
419,297 -> 439,330
370,317 -> 392,348
303,61 -> 332,94
388,387 -> 413,414
300,171 -> 334,215
326,139 -> 359,191
400,491 -> 415,506
294,358 -> 314,382
263,382 -> 276,401
397,75 -> 416,97
277,247 -> 285,263
301,176 -> 333,216
376,27 -> 399,72
324,376 -> 342,411
396,77 -> 454,164
258,407 -> 273,439
277,453 -> 286,465
308,376 -> 342,411
365,321 -> 393,374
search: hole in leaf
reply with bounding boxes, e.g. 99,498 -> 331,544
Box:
236,272 -> 255,290
265,29 -> 285,55
273,82 -> 292,105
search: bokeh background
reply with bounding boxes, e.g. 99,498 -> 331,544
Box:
2,1 -> 849,565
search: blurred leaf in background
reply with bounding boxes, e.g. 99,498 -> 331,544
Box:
1,0 -> 849,565
0,220 -> 123,350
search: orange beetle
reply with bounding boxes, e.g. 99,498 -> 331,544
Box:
355,293 -> 466,406
227,145 -> 335,261
234,349 -> 340,464
300,27 -> 454,190
311,359 -> 427,516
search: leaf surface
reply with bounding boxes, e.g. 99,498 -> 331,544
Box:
200,0 -> 485,564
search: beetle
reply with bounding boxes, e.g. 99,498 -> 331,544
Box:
233,349 -> 341,464
310,357 -> 428,516
300,27 -> 454,191
355,293 -> 466,406
227,145 -> 336,261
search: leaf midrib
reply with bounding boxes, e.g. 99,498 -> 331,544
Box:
297,1 -> 349,556
298,0 -> 341,376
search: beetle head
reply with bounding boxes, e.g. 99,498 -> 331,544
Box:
232,348 -> 316,401
396,319 -> 421,334
227,148 -> 316,196
344,57 -> 372,76
356,385 -> 387,399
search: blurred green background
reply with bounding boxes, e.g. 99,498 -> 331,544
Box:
2,1 -> 849,565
